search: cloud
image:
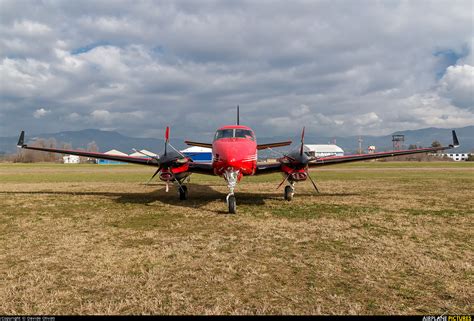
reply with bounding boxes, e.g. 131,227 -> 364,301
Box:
0,0 -> 473,139
33,108 -> 50,118
438,64 -> 474,109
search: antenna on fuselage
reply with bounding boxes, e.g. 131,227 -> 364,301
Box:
237,105 -> 240,125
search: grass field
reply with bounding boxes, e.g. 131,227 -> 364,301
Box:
0,162 -> 472,315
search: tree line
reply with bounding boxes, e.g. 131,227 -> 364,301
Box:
8,138 -> 99,163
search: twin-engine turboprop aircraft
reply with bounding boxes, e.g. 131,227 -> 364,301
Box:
17,109 -> 460,213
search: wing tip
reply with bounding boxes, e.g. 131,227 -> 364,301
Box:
451,130 -> 459,148
17,130 -> 26,147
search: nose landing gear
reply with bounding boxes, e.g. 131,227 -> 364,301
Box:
226,194 -> 236,214
224,169 -> 239,214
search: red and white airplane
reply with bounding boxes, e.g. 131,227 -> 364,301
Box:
17,108 -> 459,213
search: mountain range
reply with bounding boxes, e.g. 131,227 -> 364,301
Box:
1,126 -> 473,156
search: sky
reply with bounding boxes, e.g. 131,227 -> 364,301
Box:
0,0 -> 473,140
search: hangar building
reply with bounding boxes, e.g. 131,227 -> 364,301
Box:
98,149 -> 128,165
304,144 -> 344,157
129,149 -> 158,158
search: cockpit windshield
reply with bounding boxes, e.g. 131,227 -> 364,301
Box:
214,129 -> 255,141
214,129 -> 234,140
235,129 -> 255,140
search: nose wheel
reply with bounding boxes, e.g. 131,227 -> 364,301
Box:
227,194 -> 236,214
224,169 -> 239,214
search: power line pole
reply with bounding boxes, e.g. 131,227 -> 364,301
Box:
358,136 -> 363,154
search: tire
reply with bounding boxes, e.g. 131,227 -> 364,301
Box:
284,185 -> 294,201
228,195 -> 236,214
179,185 -> 188,200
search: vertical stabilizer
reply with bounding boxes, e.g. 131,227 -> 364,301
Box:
237,105 -> 240,125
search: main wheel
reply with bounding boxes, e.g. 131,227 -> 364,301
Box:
284,185 -> 294,201
179,185 -> 188,200
227,195 -> 236,214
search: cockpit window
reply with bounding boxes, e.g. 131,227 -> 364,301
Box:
214,129 -> 256,141
214,129 -> 234,140
235,129 -> 255,141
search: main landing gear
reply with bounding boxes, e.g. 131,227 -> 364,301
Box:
178,185 -> 188,200
284,184 -> 295,201
224,169 -> 239,214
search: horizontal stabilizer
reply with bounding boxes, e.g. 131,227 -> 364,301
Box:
184,141 -> 213,148
257,141 -> 292,150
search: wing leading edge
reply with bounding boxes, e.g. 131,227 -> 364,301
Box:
309,130 -> 459,167
17,131 -> 157,166
256,130 -> 460,174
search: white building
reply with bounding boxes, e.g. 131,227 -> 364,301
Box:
304,144 -> 344,157
63,155 -> 80,164
98,149 -> 129,165
442,153 -> 471,161
129,149 -> 158,158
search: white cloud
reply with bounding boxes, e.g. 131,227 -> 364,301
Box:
33,108 -> 50,118
438,64 -> 474,109
12,20 -> 51,35
0,1 -> 473,137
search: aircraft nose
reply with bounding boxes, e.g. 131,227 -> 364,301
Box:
226,158 -> 238,167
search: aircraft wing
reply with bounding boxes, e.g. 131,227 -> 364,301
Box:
188,162 -> 215,175
257,141 -> 292,150
16,131 -> 158,166
308,130 -> 459,167
255,130 -> 459,173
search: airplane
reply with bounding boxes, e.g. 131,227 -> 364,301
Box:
16,108 -> 460,214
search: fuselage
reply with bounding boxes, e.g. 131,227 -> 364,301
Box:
212,125 -> 257,179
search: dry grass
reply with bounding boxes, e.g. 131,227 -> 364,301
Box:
0,162 -> 472,315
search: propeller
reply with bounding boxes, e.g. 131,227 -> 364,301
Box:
300,126 -> 305,156
276,174 -> 290,190
307,172 -> 320,193
276,127 -> 320,193
134,126 -> 189,187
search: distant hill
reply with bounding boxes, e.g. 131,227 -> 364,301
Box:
260,125 -> 474,155
1,126 -> 473,156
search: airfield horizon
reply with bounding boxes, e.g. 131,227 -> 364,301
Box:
1,162 -> 472,315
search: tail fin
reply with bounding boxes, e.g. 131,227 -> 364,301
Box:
237,105 -> 240,125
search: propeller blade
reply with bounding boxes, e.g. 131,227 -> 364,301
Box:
146,167 -> 161,185
164,127 -> 170,156
300,126 -> 305,156
276,174 -> 290,190
307,172 -> 320,193
132,148 -> 160,163
168,143 -> 187,159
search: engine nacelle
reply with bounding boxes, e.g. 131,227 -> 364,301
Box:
159,171 -> 173,181
290,171 -> 307,181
